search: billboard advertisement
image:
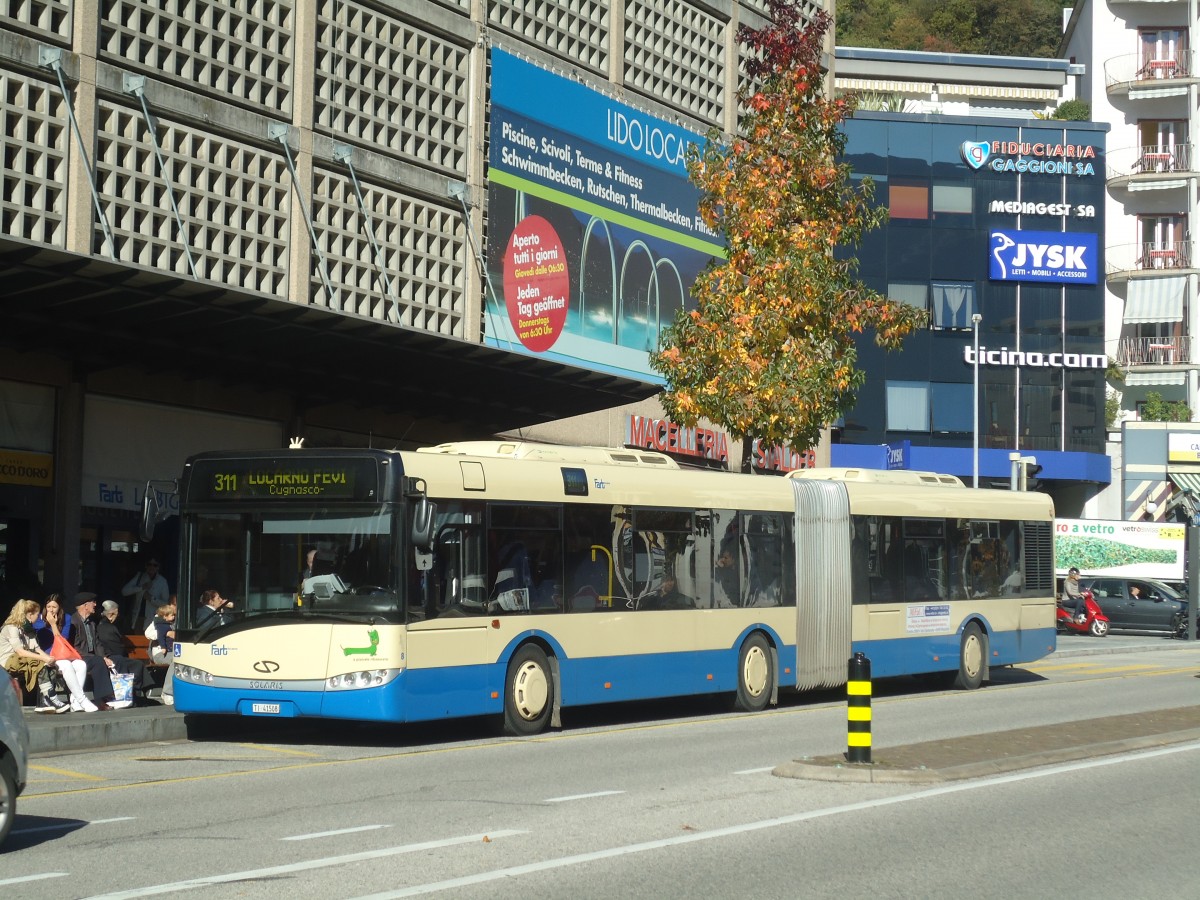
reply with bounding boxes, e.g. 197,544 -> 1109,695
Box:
485,49 -> 723,380
1054,518 -> 1185,581
989,229 -> 1098,285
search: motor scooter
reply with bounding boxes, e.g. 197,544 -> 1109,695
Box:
1056,588 -> 1109,637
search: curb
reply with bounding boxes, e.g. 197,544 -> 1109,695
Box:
772,728 -> 1200,784
26,708 -> 187,755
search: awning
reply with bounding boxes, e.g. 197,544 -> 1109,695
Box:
1169,471 -> 1200,494
1124,276 -> 1186,323
1129,180 -> 1188,191
1129,86 -> 1188,100
1125,371 -> 1187,386
0,239 -> 661,443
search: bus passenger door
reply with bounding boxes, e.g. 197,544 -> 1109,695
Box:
403,507 -> 493,720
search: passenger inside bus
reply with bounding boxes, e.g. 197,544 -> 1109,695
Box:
639,571 -> 693,610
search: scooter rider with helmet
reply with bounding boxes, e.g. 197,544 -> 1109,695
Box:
1061,567 -> 1087,624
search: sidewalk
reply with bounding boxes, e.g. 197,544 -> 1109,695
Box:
25,634 -> 1200,758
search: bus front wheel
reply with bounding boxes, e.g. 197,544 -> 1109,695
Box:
733,632 -> 774,712
503,644 -> 554,736
952,623 -> 987,690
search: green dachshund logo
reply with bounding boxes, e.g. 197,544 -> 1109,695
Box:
342,629 -> 380,657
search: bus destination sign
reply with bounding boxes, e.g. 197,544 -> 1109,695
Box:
187,457 -> 381,502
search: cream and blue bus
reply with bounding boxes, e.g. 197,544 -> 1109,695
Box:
155,441 -> 1056,735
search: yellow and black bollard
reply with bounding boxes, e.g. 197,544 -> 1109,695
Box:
846,651 -> 872,764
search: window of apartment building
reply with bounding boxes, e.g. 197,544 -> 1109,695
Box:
1138,215 -> 1188,268
1139,28 -> 1189,77
1137,120 -> 1186,172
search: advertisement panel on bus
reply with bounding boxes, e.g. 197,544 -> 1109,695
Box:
1054,518 -> 1185,580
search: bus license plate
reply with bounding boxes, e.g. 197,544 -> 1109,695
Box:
251,702 -> 281,714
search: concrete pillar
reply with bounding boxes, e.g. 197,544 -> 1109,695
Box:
46,379 -> 85,599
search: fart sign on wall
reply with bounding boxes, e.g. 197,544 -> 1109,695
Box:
502,215 -> 570,352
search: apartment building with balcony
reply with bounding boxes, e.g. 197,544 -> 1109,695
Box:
1064,0 -> 1200,519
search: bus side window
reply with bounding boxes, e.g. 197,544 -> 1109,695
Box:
713,509 -> 741,608
874,517 -> 904,603
564,504 -> 618,611
743,513 -> 784,607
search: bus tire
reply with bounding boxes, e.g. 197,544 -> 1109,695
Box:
503,644 -> 554,736
952,622 -> 986,690
733,633 -> 774,712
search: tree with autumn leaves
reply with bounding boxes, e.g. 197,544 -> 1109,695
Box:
652,3 -> 927,470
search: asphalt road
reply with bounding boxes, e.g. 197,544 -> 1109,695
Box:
3,641 -> 1198,899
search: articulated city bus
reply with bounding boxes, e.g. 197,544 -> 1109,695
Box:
151,442 -> 1056,734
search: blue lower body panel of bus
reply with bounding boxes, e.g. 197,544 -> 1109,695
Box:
851,625 -> 1056,679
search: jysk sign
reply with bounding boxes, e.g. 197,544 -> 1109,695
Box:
989,230 -> 1098,285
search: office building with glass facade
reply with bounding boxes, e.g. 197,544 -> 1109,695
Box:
833,112 -> 1111,513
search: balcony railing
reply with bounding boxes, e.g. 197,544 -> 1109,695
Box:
1105,51 -> 1197,94
1106,143 -> 1195,186
1117,336 -> 1190,367
1106,241 -> 1195,280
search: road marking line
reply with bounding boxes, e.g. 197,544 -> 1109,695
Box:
543,790 -> 623,803
236,742 -> 323,758
282,824 -> 394,841
348,741 -> 1200,899
29,763 -> 107,781
12,816 -> 135,837
80,830 -> 526,900
0,873 -> 68,886
733,766 -> 776,775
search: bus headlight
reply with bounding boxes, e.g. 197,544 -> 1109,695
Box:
327,669 -> 396,690
174,664 -> 214,684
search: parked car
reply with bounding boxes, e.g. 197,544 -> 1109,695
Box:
1076,576 -> 1190,634
1,674 -> 30,847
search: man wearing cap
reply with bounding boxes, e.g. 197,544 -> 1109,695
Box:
96,599 -> 148,707
69,593 -> 118,709
122,557 -> 170,632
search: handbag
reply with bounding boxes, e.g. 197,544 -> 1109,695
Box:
110,670 -> 135,704
50,632 -> 82,661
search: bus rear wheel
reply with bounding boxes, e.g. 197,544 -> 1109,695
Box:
733,633 -> 773,712
952,622 -> 986,690
503,644 -> 553,736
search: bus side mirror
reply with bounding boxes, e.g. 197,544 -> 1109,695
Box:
410,496 -> 436,549
140,480 -> 177,541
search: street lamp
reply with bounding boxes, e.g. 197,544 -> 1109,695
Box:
972,313 -> 982,488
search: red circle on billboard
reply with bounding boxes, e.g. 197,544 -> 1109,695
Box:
502,215 -> 570,352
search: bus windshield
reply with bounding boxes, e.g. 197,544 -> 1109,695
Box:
181,508 -> 398,628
